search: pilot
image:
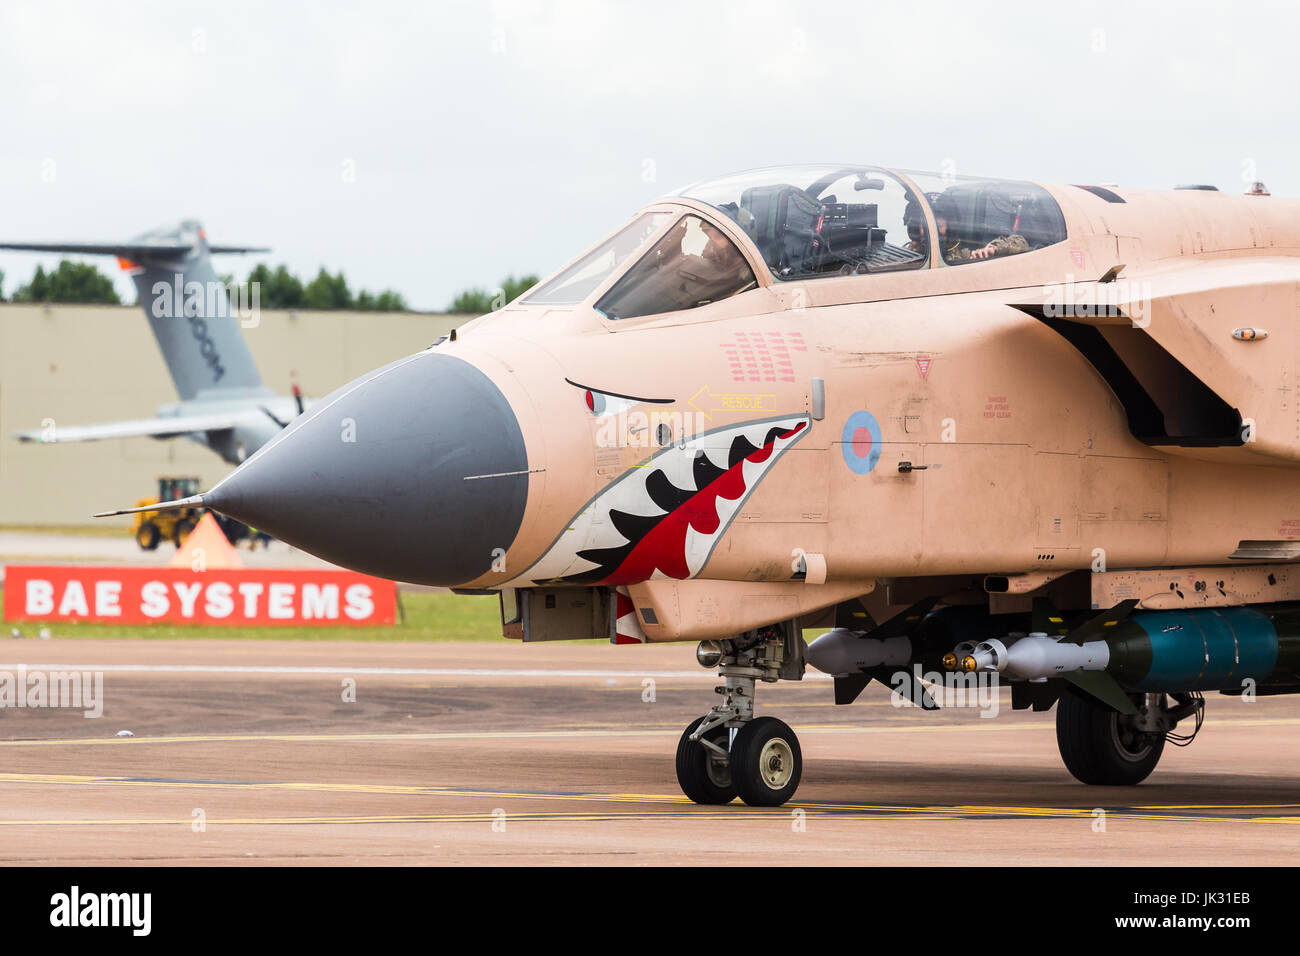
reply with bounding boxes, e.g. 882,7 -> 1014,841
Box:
666,218 -> 756,304
931,194 -> 1029,263
904,197 -> 930,257
697,220 -> 750,280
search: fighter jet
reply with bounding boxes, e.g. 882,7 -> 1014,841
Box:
3,221 -> 305,464
100,164 -> 1300,806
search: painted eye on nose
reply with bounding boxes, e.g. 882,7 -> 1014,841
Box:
567,379 -> 673,419
581,388 -> 637,419
586,390 -> 640,418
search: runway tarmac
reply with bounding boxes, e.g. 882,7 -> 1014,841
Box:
1,637 -> 1298,865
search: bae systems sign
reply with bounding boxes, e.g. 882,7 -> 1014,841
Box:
3,566 -> 396,626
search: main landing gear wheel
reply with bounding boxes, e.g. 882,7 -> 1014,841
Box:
1056,687 -> 1165,785
731,716 -> 802,807
675,716 -> 735,805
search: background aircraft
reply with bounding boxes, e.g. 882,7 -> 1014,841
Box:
2,221 -> 305,465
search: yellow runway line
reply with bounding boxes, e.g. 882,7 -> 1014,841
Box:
2,715 -> 1298,749
0,772 -> 698,804
0,807 -> 1295,827
0,773 -> 1297,825
0,722 -> 1048,747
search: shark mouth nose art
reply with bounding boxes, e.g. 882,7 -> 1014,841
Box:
512,414 -> 810,586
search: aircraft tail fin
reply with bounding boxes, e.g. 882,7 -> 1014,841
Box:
0,220 -> 270,400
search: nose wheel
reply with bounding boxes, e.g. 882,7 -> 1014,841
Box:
676,713 -> 803,807
675,716 -> 735,804
730,716 -> 802,806
675,626 -> 806,807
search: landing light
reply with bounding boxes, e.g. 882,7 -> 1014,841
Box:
696,641 -> 723,668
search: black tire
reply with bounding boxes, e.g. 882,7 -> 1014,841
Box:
675,716 -> 736,805
1056,688 -> 1165,785
172,519 -> 196,547
135,522 -> 160,551
731,716 -> 802,807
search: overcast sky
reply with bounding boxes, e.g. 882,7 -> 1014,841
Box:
0,0 -> 1295,311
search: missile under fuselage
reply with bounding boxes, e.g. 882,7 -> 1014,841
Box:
807,604 -> 1009,678
806,627 -> 912,675
811,604 -> 1300,694
965,605 -> 1300,692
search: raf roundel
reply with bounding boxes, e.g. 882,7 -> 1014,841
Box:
841,410 -> 883,474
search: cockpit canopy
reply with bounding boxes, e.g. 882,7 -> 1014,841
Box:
682,165 -> 1067,279
522,164 -> 1069,319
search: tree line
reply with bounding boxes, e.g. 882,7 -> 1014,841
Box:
0,261 -> 541,314
447,274 -> 539,313
0,261 -> 408,311
235,264 -> 407,311
1,262 -> 121,304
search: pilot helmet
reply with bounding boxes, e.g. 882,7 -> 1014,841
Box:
904,197 -> 927,242
931,193 -> 960,227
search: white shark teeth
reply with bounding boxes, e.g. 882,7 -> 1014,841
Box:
739,455 -> 769,496
741,421 -> 779,449
684,524 -> 714,577
510,414 -> 811,586
651,443 -> 700,491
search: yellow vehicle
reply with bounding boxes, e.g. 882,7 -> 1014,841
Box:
132,477 -> 203,550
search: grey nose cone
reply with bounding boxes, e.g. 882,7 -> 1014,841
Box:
206,352 -> 528,586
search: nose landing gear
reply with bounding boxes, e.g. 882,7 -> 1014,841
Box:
675,624 -> 806,807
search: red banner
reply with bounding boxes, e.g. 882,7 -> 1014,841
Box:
2,565 -> 396,626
